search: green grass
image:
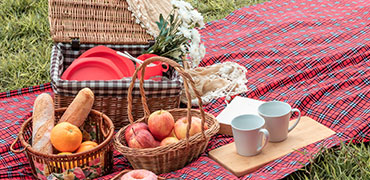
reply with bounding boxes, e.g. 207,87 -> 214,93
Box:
189,0 -> 263,22
0,0 -> 52,92
0,0 -> 369,179
287,141 -> 370,180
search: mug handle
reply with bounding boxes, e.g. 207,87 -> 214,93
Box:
161,63 -> 169,72
257,128 -> 269,153
288,108 -> 301,132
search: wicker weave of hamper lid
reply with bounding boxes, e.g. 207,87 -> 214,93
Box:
48,0 -> 171,45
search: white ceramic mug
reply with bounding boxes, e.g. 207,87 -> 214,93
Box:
258,101 -> 301,142
231,114 -> 270,156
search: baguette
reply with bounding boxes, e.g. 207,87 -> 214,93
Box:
58,88 -> 94,127
32,93 -> 55,154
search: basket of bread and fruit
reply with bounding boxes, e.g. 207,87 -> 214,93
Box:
114,56 -> 220,174
11,88 -> 114,179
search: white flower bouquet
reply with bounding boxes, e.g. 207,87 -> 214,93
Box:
144,0 -> 206,68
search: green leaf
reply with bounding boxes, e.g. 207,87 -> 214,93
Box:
155,21 -> 161,29
159,14 -> 164,25
160,25 -> 169,37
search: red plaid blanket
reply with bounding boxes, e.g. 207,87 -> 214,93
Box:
1,0 -> 370,179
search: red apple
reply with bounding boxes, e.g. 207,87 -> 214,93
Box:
121,169 -> 157,180
127,129 -> 160,149
168,129 -> 177,138
148,110 -> 175,141
124,122 -> 149,142
174,116 -> 208,139
160,137 -> 179,146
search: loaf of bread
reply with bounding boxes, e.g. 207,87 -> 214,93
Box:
58,88 -> 95,127
32,93 -> 55,154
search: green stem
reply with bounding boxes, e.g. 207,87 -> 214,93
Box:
161,47 -> 183,56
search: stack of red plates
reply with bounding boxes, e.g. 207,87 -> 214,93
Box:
61,46 -> 135,81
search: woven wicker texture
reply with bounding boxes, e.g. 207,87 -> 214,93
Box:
55,94 -> 180,130
114,57 -> 220,174
48,0 -> 153,44
11,108 -> 115,179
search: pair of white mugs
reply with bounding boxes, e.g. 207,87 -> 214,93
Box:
231,101 -> 301,157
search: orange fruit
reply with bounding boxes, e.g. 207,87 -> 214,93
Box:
58,152 -> 73,155
75,141 -> 100,165
50,122 -> 82,152
75,141 -> 98,153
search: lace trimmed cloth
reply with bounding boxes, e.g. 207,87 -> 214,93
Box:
126,0 -> 172,37
181,62 -> 248,106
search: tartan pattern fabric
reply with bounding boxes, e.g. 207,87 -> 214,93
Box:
50,43 -> 182,97
1,0 -> 370,179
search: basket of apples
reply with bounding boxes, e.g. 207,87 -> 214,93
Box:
114,56 -> 220,174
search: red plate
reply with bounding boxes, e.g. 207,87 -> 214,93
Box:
61,57 -> 124,80
77,45 -> 135,77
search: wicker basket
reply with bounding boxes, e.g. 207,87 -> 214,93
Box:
10,108 -> 115,179
48,0 -> 182,129
114,57 -> 220,174
48,0 -> 153,45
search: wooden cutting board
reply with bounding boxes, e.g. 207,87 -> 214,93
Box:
209,116 -> 336,177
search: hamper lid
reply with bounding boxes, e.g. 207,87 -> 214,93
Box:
48,0 -> 170,45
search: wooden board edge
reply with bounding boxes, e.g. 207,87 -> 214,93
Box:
218,122 -> 233,136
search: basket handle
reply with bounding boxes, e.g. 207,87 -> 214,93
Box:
127,56 -> 207,142
10,135 -> 29,153
99,113 -> 114,138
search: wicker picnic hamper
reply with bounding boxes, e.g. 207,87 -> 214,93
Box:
48,0 -> 182,129
10,108 -> 115,179
114,57 -> 220,174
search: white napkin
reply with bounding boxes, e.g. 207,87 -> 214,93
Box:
216,96 -> 265,126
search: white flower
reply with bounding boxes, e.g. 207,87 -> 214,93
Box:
178,8 -> 192,24
148,0 -> 206,69
191,29 -> 201,44
199,43 -> 206,59
197,20 -> 205,28
190,10 -> 205,28
188,43 -> 198,59
177,25 -> 192,39
171,0 -> 193,10
188,41 -> 204,68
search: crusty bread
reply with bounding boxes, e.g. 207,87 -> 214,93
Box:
32,93 -> 55,154
58,88 -> 94,127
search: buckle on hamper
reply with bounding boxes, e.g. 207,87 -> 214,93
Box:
71,38 -> 80,50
